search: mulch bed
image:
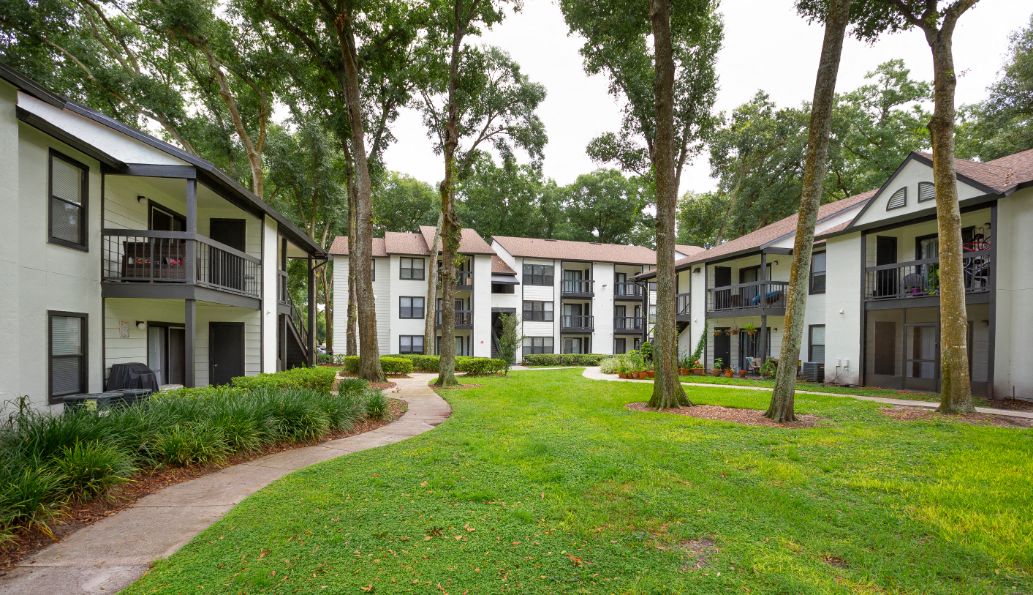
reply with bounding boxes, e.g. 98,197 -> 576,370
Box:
626,402 -> 818,428
0,397 -> 407,573
880,406 -> 1032,428
982,398 -> 1033,412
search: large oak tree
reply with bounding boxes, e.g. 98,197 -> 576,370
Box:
562,0 -> 721,408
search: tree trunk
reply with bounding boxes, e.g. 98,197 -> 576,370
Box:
767,0 -> 851,423
434,0 -> 466,388
647,0 -> 690,409
337,4 -> 383,382
424,212 -> 444,355
346,180 -> 358,357
926,29 -> 974,413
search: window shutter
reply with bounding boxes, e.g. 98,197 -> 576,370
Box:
918,182 -> 935,202
886,187 -> 907,210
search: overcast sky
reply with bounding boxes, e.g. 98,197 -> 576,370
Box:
381,0 -> 1031,196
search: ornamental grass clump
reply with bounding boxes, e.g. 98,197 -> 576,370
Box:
0,367 -> 386,540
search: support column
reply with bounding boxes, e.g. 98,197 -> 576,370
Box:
987,202 -> 997,399
759,251 -> 768,364
184,178 -> 197,284
184,298 -> 196,387
640,280 -> 649,345
307,256 -> 316,366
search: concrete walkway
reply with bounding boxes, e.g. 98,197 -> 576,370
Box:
0,374 -> 450,595
582,366 -> 1033,420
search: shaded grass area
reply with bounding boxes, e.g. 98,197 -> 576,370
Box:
678,373 -> 944,400
129,369 -> 1033,593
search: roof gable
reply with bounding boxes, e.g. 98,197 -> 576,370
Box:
850,154 -> 989,228
491,236 -> 656,265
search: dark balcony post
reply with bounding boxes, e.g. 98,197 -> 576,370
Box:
184,298 -> 196,387
759,251 -> 768,364
184,178 -> 197,284
639,280 -> 648,344
307,256 -> 316,366
987,203 -> 997,398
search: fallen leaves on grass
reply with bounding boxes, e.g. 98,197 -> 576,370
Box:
626,403 -> 818,428
880,407 -> 1032,428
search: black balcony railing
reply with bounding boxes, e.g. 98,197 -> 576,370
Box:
677,292 -> 691,316
614,282 -> 644,299
614,316 -> 644,333
561,314 -> 594,332
456,270 -> 473,287
561,278 -> 594,296
865,251 -> 990,300
102,229 -> 261,299
436,309 -> 473,328
706,280 -> 788,314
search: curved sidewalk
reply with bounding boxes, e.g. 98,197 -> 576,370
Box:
0,373 -> 450,595
582,367 -> 1033,420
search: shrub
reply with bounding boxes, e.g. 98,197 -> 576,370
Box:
0,458 -> 65,538
455,357 -> 507,376
53,441 -> 135,500
380,357 -> 414,376
152,422 -> 229,467
639,341 -> 653,363
231,366 -> 339,393
599,357 -> 621,374
403,355 -> 440,372
259,390 -> 332,443
336,378 -> 368,396
365,391 -> 388,420
522,353 -> 607,367
341,356 -> 360,374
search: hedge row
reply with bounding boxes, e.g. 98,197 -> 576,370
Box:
340,356 -> 414,376
340,354 -> 507,376
522,353 -> 608,367
229,366 -> 341,393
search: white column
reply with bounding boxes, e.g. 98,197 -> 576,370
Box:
260,216 -> 279,372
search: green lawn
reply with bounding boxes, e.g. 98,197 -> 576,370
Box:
128,369 -> 1033,593
677,373 -> 942,401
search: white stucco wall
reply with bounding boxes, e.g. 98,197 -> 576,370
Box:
823,232 -> 862,385
0,83 -> 22,406
853,158 -> 984,228
994,187 -> 1033,399
594,262 -> 615,354
5,123 -> 104,410
472,255 -> 492,357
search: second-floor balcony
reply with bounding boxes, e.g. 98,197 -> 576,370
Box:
436,309 -> 473,329
455,270 -> 473,288
614,315 -> 644,334
561,314 -> 594,332
677,292 -> 691,321
707,280 -> 788,316
614,282 -> 644,300
865,251 -> 991,302
102,229 -> 261,300
561,278 -> 595,298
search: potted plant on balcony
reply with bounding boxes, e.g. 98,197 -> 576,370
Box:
713,328 -> 724,337
742,322 -> 758,336
712,358 -> 724,376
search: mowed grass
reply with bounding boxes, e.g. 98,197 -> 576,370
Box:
128,369 -> 1033,593
678,373 -> 942,401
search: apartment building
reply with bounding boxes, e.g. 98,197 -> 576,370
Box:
331,233 -> 668,361
648,148 -> 1033,400
646,191 -> 871,373
491,237 -> 660,359
330,226 -> 496,357
0,66 -> 324,411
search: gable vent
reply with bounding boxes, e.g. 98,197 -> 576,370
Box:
886,187 -> 907,210
918,181 -> 935,202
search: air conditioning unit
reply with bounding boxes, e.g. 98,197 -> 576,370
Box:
802,362 -> 824,383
